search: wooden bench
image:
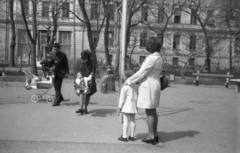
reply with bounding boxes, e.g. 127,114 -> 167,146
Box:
192,71 -> 234,88
230,79 -> 240,93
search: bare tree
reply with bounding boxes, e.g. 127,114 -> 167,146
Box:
217,0 -> 240,73
102,0 -> 113,67
125,0 -> 148,54
19,0 -> 38,75
173,32 -> 204,78
8,0 -> 16,67
183,0 -> 217,72
113,0 -> 121,74
144,0 -> 187,61
40,0 -> 68,55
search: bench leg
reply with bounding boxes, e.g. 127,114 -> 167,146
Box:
237,84 -> 240,93
225,82 -> 228,88
194,80 -> 198,86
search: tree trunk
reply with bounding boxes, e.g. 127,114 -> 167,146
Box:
103,3 -> 111,66
31,0 -> 38,75
203,29 -> 211,72
31,42 -> 37,74
229,34 -> 233,74
9,0 -> 16,67
113,2 -> 120,74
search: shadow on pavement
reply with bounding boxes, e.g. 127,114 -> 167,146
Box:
0,101 -> 29,105
90,108 -> 117,117
62,101 -> 98,106
136,130 -> 200,142
137,107 -> 193,121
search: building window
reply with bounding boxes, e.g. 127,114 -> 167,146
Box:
22,0 -> 29,16
18,30 -> 31,62
59,31 -> 71,57
207,10 -> 214,25
189,58 -> 195,66
207,36 -> 213,52
173,34 -> 180,50
139,56 -> 146,65
174,8 -> 181,24
190,9 -> 197,24
172,58 -> 178,66
108,31 -> 114,47
140,33 -> 147,47
234,38 -> 240,53
142,6 -> 148,22
62,2 -> 70,18
158,7 -> 164,23
40,31 -> 48,45
39,31 -> 48,59
109,4 -> 114,20
189,35 -> 196,50
91,3 -> 98,20
42,1 -> 49,17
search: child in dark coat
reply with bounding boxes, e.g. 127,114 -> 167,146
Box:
40,53 -> 55,80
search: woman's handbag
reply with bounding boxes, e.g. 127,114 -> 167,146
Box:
160,61 -> 169,90
160,75 -> 169,90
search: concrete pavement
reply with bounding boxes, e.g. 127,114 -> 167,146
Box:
0,78 -> 239,153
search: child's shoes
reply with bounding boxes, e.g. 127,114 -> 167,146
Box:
128,136 -> 135,141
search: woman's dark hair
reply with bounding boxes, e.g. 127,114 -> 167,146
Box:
81,50 -> 91,61
53,43 -> 61,49
145,37 -> 161,53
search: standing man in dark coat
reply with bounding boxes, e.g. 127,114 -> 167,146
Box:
51,43 -> 69,106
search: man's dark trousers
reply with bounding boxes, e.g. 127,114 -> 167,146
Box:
53,75 -> 64,104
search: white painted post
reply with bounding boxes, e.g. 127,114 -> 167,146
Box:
225,72 -> 230,88
195,70 -> 200,86
119,0 -> 127,123
120,0 -> 127,85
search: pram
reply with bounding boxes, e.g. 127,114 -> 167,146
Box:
24,70 -> 55,104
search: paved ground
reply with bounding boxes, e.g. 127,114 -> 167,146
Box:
0,73 -> 239,152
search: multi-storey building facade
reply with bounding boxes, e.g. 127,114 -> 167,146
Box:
0,0 -> 239,71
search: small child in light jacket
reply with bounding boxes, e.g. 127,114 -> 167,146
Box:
74,72 -> 90,96
118,70 -> 138,142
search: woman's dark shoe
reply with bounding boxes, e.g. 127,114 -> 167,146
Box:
128,136 -> 135,141
75,109 -> 84,115
84,109 -> 88,114
52,102 -> 60,106
142,138 -> 156,145
118,136 -> 128,142
155,135 -> 159,142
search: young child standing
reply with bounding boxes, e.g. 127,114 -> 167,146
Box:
74,72 -> 89,96
118,70 -> 138,142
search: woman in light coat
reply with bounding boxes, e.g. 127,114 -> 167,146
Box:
125,37 -> 163,145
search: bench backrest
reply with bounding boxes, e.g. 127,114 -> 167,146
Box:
192,73 -> 234,78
